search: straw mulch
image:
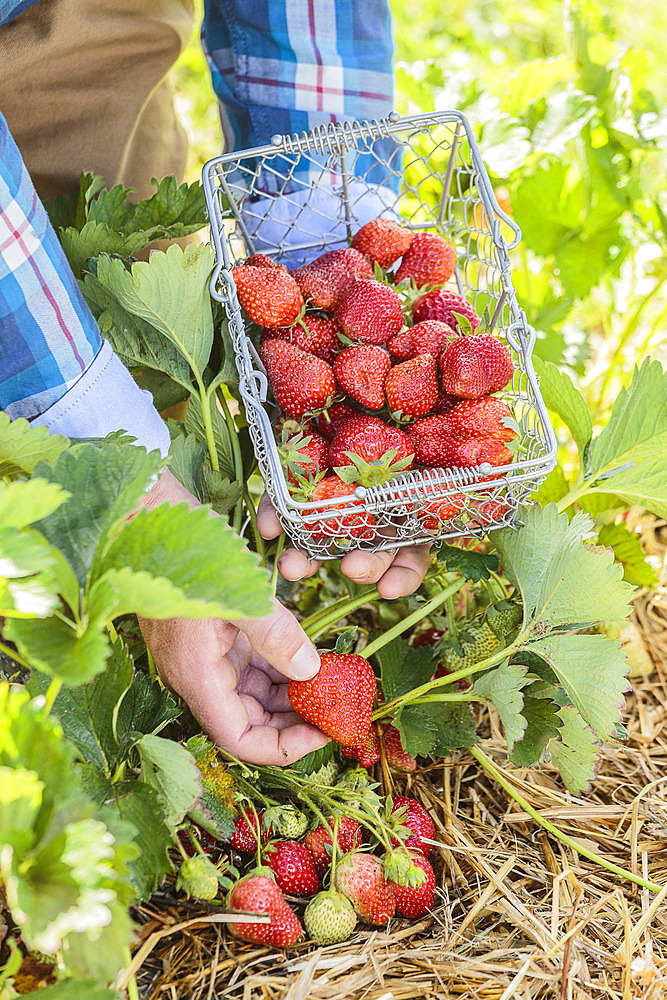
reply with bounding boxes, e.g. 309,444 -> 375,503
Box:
130,521 -> 667,1000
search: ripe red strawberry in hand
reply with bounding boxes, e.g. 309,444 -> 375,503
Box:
390,796 -> 435,855
336,278 -> 404,344
395,231 -> 456,288
263,840 -> 320,896
412,289 -> 481,333
262,314 -> 342,365
260,339 -> 335,419
388,851 -> 436,918
278,430 -> 329,484
228,873 -> 301,946
313,402 -> 360,441
232,265 -> 304,327
335,852 -> 396,925
328,415 -> 414,485
333,345 -> 390,409
292,247 -> 373,310
306,474 -> 376,539
445,397 -> 515,441
341,724 -> 381,767
439,335 -> 514,397
304,816 -> 363,876
230,809 -> 267,854
352,218 -> 414,268
408,414 -> 513,469
385,353 -> 439,421
387,320 -> 456,360
288,651 -> 376,744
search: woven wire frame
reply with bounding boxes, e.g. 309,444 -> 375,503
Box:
203,111 -> 557,559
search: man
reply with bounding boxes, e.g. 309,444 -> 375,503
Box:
0,0 -> 431,765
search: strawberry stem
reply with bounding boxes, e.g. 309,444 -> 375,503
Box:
270,535 -> 286,594
361,578 -> 466,660
216,388 -> 243,532
199,383 -> 220,474
302,588 -> 381,640
470,746 -> 662,893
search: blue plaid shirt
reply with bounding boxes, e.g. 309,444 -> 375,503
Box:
0,0 -> 393,426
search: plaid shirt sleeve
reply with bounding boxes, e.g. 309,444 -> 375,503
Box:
202,0 -> 395,193
0,110 -> 102,420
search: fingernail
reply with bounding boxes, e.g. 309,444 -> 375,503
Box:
289,643 -> 321,680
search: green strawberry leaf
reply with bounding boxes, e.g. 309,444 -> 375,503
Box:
6,612 -> 111,686
375,638 -> 436,701
392,705 -> 438,757
59,221 -> 162,277
470,662 -> 529,752
597,521 -> 659,589
137,734 -> 202,832
509,695 -> 562,767
427,700 -> 479,754
19,981 -> 118,1000
0,412 -> 69,479
0,477 -> 69,528
532,463 -> 570,507
115,671 -> 182,753
126,176 -> 207,235
533,357 -> 593,464
435,543 -> 500,582
287,742 -> 337,775
548,705 -> 602,794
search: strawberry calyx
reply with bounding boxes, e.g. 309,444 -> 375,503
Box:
381,849 -> 428,888
334,447 -> 414,488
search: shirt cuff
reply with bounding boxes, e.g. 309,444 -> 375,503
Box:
242,181 -> 401,270
32,340 -> 171,459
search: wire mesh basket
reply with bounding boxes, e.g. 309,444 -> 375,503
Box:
203,110 -> 557,559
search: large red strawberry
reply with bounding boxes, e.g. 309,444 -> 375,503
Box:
228,873 -> 301,946
387,851 -> 436,918
381,724 -> 417,772
313,402 -> 360,441
445,397 -> 516,442
230,809 -> 267,854
260,339 -> 335,419
385,353 -> 439,421
263,840 -> 320,896
292,248 -> 373,309
408,414 -> 513,469
412,289 -> 481,333
262,314 -> 342,365
336,279 -> 404,344
351,218 -> 414,268
335,852 -> 396,925
450,437 -> 514,468
305,474 -> 376,539
328,415 -> 414,486
278,430 -> 329,484
288,652 -> 376,744
341,725 -> 381,767
333,345 -> 390,409
395,231 -> 456,288
232,265 -> 304,327
245,252 -> 287,270
439,335 -> 513,397
390,796 -> 435,855
387,320 -> 456,360
304,817 -> 363,876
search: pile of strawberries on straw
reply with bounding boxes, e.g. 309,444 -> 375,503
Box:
232,219 -> 517,537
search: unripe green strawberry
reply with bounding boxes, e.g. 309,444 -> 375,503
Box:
441,621 -> 500,673
176,855 -> 220,900
304,889 -> 357,943
305,760 -> 339,786
264,804 -> 309,839
485,600 -> 523,638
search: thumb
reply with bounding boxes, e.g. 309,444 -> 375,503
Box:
236,598 -> 321,681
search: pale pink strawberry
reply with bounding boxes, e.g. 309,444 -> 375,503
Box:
334,345 -> 390,409
412,289 -> 481,332
395,231 -> 456,288
439,335 -> 514,397
335,852 -> 396,925
385,354 -> 439,421
336,279 -> 404,344
260,339 -> 335,418
262,314 -> 342,365
387,320 -> 456,360
352,218 -> 414,268
232,265 -> 304,327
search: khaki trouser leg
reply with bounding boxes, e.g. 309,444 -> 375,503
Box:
0,0 -> 195,200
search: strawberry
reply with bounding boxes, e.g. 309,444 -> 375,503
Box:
232,265 -> 304,327
228,873 -> 301,947
474,494 -> 511,523
304,760 -> 339,787
439,621 -> 499,675
444,397 -> 515,442
336,278 -> 404,344
262,314 -> 342,365
329,415 -> 414,487
292,247 -> 373,310
412,289 -> 481,333
263,804 -> 310,840
176,855 -> 221,900
387,320 -> 456,360
288,651 -> 376,744
305,474 -> 376,539
417,494 -> 466,530
453,437 -> 514,468
245,252 -> 287,270
335,852 -> 396,925
381,724 -> 417,772
304,889 -> 357,944
439,335 -> 514,397
387,851 -> 436,918
341,725 -> 381,767
313,401 -> 360,441
413,627 -> 448,648
351,218 -> 414,268
264,840 -> 320,896
333,345 -> 390,409
260,339 -> 335,419
304,817 -> 363,876
385,354 -> 439,421
390,797 -> 435,855
278,430 -> 329,484
395,231 -> 456,288
408,415 -> 513,469
485,599 -> 523,639
432,390 -> 462,415
230,809 -> 267,854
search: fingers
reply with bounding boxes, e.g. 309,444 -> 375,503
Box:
376,544 -> 433,599
232,722 -> 330,767
340,547 -> 395,585
256,492 -> 282,539
236,597 -> 320,680
277,546 -> 322,581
